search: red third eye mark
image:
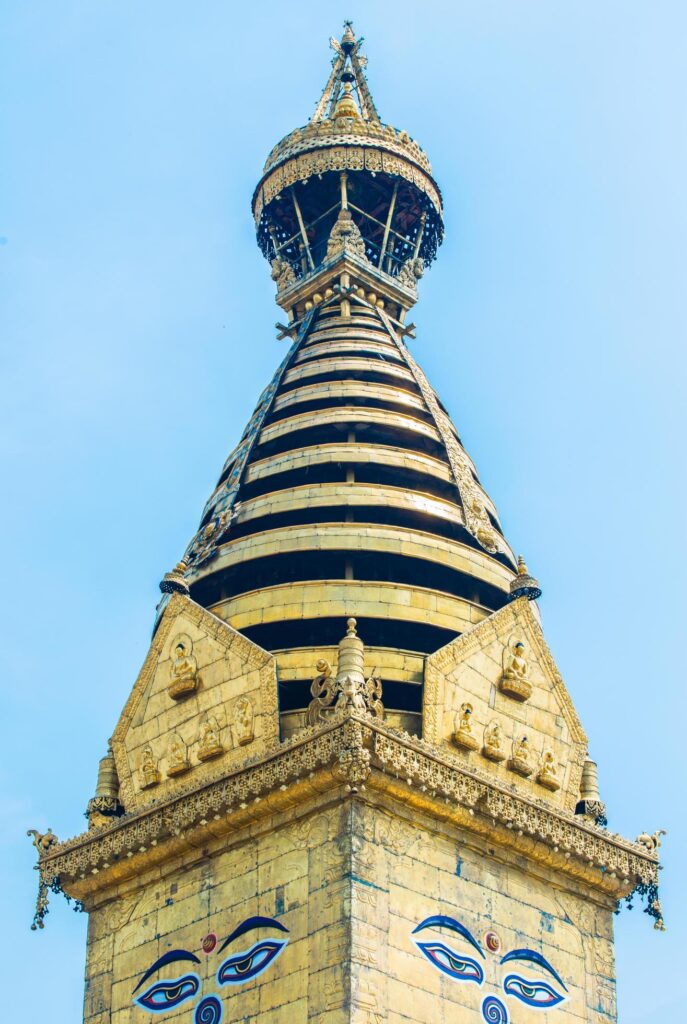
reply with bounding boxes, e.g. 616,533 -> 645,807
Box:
201,933 -> 218,954
485,931 -> 501,953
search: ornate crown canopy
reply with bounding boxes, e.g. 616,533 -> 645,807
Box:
252,23 -> 444,322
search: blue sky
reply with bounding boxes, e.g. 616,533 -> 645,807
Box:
1,2 -> 684,1021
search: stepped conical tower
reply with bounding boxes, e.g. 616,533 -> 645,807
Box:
31,25 -> 663,1024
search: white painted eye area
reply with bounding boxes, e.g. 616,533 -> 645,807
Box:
416,941 -> 484,983
504,973 -> 564,1008
135,974 -> 199,1011
217,939 -> 287,985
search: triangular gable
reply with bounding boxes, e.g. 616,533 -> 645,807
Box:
424,598 -> 587,812
111,593 -> 278,810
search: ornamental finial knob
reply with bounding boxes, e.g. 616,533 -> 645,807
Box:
333,76 -> 360,120
159,560 -> 190,596
509,555 -> 542,602
341,21 -> 356,53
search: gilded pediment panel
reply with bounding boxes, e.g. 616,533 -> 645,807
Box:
423,597 -> 587,811
111,593 -> 278,810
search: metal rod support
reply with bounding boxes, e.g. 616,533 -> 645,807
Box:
378,180 -> 399,268
412,212 -> 427,260
291,188 -> 315,272
340,171 -> 349,210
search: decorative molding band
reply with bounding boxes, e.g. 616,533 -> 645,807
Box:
32,715 -> 658,927
253,146 -> 442,227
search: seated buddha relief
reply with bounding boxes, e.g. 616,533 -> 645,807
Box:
537,750 -> 561,792
167,733 -> 191,777
453,702 -> 479,751
510,735 -> 534,777
197,715 -> 224,762
500,638 -> 532,702
482,719 -> 506,762
168,635 -> 199,701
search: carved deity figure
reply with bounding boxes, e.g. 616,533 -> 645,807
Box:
197,716 -> 224,762
537,750 -> 561,791
396,257 -> 424,294
168,638 -> 199,700
500,638 -> 532,701
306,620 -> 385,726
325,208 -> 368,262
453,702 -> 479,751
510,735 -> 534,776
270,256 -> 296,293
140,745 -> 160,789
335,674 -> 369,714
233,696 -> 255,747
482,719 -> 506,762
167,734 -> 190,777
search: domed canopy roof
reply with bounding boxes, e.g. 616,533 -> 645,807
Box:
252,23 -> 443,278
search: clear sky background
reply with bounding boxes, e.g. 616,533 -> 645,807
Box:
1,2 -> 684,1021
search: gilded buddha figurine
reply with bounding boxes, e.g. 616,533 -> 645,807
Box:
510,735 -> 534,776
453,702 -> 479,751
482,719 -> 506,762
537,750 -> 561,791
168,638 -> 199,700
167,734 -> 191,776
140,745 -> 160,789
500,639 -> 533,702
233,696 -> 255,747
197,716 -> 224,762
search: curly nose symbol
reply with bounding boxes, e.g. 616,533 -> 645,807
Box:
194,995 -> 223,1024
482,995 -> 508,1023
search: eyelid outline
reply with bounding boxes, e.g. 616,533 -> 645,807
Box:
414,940 -> 484,984
217,938 -> 288,985
503,972 -> 565,1008
412,915 -> 485,960
218,916 -> 289,954
500,948 -> 567,991
133,949 -> 201,993
134,972 -> 200,1012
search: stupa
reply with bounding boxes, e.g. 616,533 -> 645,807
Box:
30,24 -> 663,1024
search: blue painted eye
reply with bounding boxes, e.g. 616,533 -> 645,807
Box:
504,973 -> 564,1008
416,941 -> 484,984
217,939 -> 287,985
135,973 -> 199,1011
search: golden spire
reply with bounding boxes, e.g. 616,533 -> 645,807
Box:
312,21 -> 381,124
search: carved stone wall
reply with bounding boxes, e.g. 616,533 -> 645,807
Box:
424,598 -> 587,813
111,594 -> 278,811
81,792 -> 616,1024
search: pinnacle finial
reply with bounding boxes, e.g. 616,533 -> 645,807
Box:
509,554 -> 542,602
341,20 -> 356,52
314,23 -> 380,125
346,616 -> 357,636
159,559 -> 190,596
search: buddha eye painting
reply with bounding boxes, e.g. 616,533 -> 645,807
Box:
132,917 -> 288,1023
413,915 -> 567,1022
